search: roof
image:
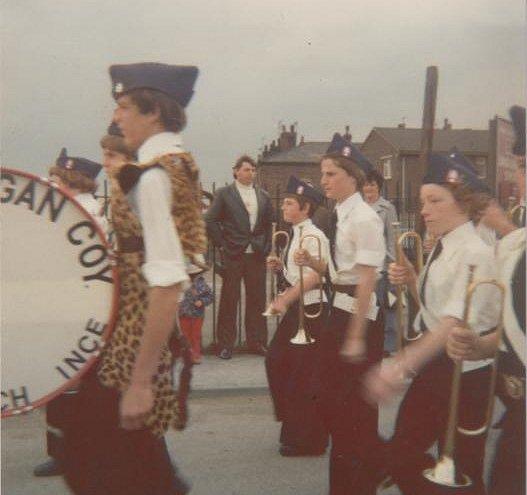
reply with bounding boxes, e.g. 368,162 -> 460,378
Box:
260,141 -> 363,164
372,127 -> 488,154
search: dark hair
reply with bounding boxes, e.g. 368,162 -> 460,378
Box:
99,134 -> 135,159
323,154 -> 365,190
48,166 -> 97,193
126,88 -> 187,133
365,169 -> 384,190
232,155 -> 256,178
284,194 -> 317,217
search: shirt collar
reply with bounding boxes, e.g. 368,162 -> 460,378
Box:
137,132 -> 185,163
292,218 -> 313,235
235,180 -> 255,191
440,221 -> 477,252
335,192 -> 362,218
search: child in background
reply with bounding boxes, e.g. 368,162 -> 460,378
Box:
179,273 -> 214,364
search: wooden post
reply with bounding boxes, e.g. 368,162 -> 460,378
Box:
416,66 -> 438,237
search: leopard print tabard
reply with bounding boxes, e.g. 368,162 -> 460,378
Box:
98,152 -> 207,437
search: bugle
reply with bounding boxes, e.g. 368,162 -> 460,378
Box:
263,222 -> 290,317
290,225 -> 324,345
423,265 -> 506,488
393,223 -> 424,351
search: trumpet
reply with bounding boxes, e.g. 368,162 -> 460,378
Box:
423,265 -> 506,488
262,222 -> 290,317
290,225 -> 324,345
393,223 -> 424,351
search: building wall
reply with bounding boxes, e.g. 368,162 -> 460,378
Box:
257,162 -> 322,198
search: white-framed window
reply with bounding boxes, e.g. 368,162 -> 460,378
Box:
380,155 -> 393,180
475,157 -> 487,178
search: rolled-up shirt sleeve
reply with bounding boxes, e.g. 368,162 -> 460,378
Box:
134,167 -> 189,287
354,218 -> 385,268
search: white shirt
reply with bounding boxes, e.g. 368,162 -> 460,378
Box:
475,221 -> 497,247
127,132 -> 189,288
415,221 -> 500,372
283,218 -> 330,306
332,192 -> 385,284
235,180 -> 258,253
330,192 -> 385,318
497,227 -> 526,366
75,192 -> 108,235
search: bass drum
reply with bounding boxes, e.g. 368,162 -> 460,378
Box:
1,168 -> 119,417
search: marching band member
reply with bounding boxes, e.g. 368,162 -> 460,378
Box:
33,149 -> 105,478
61,63 -> 205,495
364,153 -> 502,495
100,121 -> 136,173
49,148 -> 107,232
446,105 -> 525,495
264,175 -> 330,457
313,133 -> 386,495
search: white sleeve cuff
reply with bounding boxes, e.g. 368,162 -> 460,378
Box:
142,260 -> 189,287
356,249 -> 384,267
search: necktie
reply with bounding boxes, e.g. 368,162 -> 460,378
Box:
418,240 -> 443,332
328,209 -> 338,269
419,239 -> 443,307
282,228 -> 294,269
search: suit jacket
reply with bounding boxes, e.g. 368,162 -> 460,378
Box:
205,182 -> 275,258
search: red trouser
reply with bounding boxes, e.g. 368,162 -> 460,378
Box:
179,316 -> 203,361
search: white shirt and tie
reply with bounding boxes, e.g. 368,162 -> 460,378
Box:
235,181 -> 258,253
282,218 -> 331,306
415,221 -> 501,373
330,192 -> 385,318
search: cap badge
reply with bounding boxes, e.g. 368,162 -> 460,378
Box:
446,169 -> 460,183
65,159 -> 74,170
296,185 -> 304,195
114,82 -> 124,94
342,146 -> 351,158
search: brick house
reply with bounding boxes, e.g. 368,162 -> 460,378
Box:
257,124 -> 361,199
360,120 -> 489,216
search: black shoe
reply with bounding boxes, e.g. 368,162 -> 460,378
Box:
279,445 -> 325,457
247,343 -> 268,356
33,458 -> 63,477
219,348 -> 232,360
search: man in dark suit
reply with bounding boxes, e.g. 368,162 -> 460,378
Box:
206,155 -> 275,359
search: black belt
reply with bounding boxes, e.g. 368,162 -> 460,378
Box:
332,284 -> 357,297
117,235 -> 144,253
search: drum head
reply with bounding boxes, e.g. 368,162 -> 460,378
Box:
1,168 -> 118,417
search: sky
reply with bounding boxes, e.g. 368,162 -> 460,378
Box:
1,0 -> 525,190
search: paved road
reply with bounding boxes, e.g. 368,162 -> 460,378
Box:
2,354 -> 502,495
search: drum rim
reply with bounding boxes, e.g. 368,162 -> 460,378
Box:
1,167 -> 120,418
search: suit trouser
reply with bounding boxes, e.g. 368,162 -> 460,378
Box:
61,369 -> 186,495
217,253 -> 267,349
319,307 -> 385,495
387,355 -> 490,495
265,302 -> 329,451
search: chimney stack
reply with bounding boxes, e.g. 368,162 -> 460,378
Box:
278,122 -> 297,152
343,125 -> 352,142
